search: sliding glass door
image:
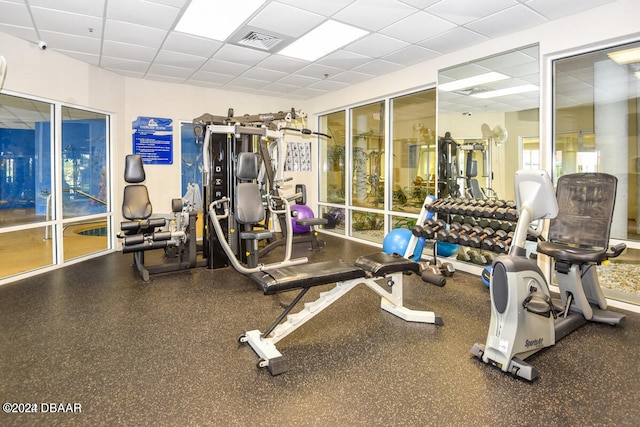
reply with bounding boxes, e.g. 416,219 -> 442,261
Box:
0,93 -> 112,283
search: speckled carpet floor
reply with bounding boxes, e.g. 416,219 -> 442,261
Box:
1,234 -> 639,426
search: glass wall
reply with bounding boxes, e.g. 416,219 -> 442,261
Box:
319,110 -> 346,235
0,93 -> 112,281
553,40 -> 640,305
318,89 -> 436,244
391,90 -> 437,213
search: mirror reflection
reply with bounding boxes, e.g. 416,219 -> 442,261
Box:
437,44 -> 540,201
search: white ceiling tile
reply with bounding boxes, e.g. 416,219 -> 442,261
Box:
248,2 -> 324,38
189,70 -> 236,84
294,63 -> 344,80
344,33 -> 409,57
382,45 -> 439,66
100,56 -> 150,73
146,0 -> 189,8
316,50 -> 372,70
426,0 -> 518,25
103,19 -> 168,48
106,0 -> 180,29
418,27 -> 488,53
162,32 -> 223,58
28,0 -> 105,17
352,59 -> 405,75
146,63 -> 193,79
276,73 -> 320,87
154,50 -> 208,69
275,0 -> 357,16
399,0 -> 440,8
330,70 -> 375,84
240,67 -> 288,81
260,81 -> 302,93
102,40 -> 157,62
308,79 -> 350,91
333,0 -> 417,31
57,50 -> 100,66
256,55 -> 308,73
291,86 -> 328,98
0,23 -> 38,42
0,1 -> 33,27
38,30 -> 102,54
201,59 -> 250,75
465,4 -> 547,38
380,11 -> 456,43
226,76 -> 270,89
525,0 -> 616,20
211,44 -> 269,66
31,7 -> 102,38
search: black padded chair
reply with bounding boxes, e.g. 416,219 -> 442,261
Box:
235,152 -> 273,267
120,154 -> 165,236
537,172 -> 625,321
119,154 -> 198,281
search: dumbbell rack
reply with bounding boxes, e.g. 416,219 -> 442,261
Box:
413,198 -> 519,271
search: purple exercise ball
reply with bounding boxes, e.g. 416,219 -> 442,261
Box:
291,204 -> 315,233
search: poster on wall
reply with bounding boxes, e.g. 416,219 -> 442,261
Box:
132,116 -> 173,165
285,141 -> 311,172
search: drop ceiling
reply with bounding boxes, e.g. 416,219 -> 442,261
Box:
0,0 -> 618,100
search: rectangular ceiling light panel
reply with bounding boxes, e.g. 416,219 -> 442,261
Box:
175,0 -> 267,41
607,47 -> 640,65
279,20 -> 369,62
471,84 -> 538,98
438,71 -> 509,92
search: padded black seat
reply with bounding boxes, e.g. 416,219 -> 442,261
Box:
250,252 -> 422,295
354,252 -> 421,276
296,217 -> 328,227
251,260 -> 365,295
537,173 -> 617,264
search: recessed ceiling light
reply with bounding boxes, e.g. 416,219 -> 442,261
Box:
608,47 -> 640,65
471,84 -> 538,99
175,0 -> 266,41
279,20 -> 368,62
438,72 -> 509,92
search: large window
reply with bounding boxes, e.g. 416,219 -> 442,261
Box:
0,93 -> 112,282
391,90 -> 436,214
319,110 -> 346,234
318,89 -> 436,244
553,40 -> 640,305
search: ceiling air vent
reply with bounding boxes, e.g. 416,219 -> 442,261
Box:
237,31 -> 283,51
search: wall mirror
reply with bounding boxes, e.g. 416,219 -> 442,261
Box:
437,44 -> 540,201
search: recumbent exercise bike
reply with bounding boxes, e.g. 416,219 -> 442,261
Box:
470,170 -> 625,381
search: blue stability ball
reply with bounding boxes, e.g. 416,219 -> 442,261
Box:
383,228 -> 424,261
290,204 -> 315,233
436,241 -> 458,257
481,265 -> 492,287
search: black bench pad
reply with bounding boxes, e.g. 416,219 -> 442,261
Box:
355,252 -> 420,276
251,260 -> 365,295
296,217 -> 328,227
250,252 -> 420,295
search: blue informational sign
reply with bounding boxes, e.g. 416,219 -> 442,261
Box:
132,116 -> 173,164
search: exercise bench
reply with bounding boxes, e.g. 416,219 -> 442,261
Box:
239,251 -> 445,375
